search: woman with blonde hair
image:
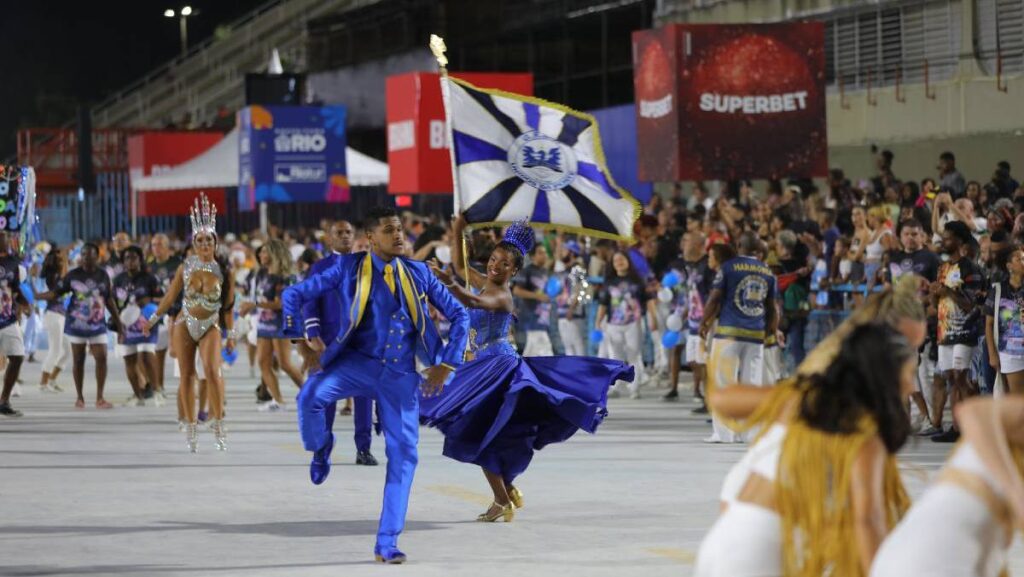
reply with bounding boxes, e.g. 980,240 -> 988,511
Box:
696,323 -> 917,577
697,275 -> 927,577
864,206 -> 894,291
240,239 -> 303,411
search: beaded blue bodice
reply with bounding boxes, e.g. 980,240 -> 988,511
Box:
467,308 -> 517,359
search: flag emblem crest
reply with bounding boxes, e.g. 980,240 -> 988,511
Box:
509,132 -> 577,191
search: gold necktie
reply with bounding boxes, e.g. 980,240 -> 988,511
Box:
383,264 -> 396,295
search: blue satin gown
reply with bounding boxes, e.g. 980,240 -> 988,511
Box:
420,308 -> 634,484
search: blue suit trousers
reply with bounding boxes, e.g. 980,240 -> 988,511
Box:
297,350 -> 420,549
325,396 -> 374,453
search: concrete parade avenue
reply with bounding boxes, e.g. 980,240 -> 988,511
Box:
3,356 -> 1023,577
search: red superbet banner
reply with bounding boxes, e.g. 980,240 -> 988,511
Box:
633,23 -> 827,181
386,72 -> 533,194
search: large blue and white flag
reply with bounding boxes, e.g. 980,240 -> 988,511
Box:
444,77 -> 640,240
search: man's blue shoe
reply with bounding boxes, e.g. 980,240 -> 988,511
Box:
310,433 -> 335,485
374,545 -> 407,564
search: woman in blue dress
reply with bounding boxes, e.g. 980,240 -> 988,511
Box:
423,216 -> 634,523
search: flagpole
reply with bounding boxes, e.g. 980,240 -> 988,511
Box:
430,34 -> 470,288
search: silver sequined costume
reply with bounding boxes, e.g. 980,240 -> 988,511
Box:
177,255 -> 223,342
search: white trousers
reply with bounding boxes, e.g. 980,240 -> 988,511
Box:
914,343 -> 936,419
695,501 -> 782,577
651,330 -> 669,374
603,321 -> 643,393
522,330 -> 554,357
762,345 -> 783,385
42,311 -> 70,374
709,338 -> 765,443
558,318 -> 586,356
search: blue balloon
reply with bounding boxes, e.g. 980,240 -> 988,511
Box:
661,330 -> 681,348
20,282 -> 34,306
142,303 -> 158,319
221,347 -> 239,365
661,271 -> 681,288
590,329 -> 604,343
545,277 -> 562,298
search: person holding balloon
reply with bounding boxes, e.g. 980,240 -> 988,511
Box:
595,251 -> 658,399
662,231 -> 714,407
422,215 -> 633,522
111,246 -> 163,407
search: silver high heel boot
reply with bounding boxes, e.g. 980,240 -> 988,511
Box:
211,419 -> 227,451
186,422 -> 199,453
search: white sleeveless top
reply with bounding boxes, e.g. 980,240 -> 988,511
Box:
719,423 -> 787,504
947,441 -> 1006,498
865,230 -> 890,263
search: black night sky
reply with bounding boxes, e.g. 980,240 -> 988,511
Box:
1,1 -> 264,161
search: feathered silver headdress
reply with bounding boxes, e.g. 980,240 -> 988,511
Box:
190,193 -> 217,238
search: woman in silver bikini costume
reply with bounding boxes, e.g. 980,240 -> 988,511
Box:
142,193 -> 235,452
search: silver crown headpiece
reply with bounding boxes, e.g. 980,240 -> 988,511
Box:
190,193 -> 218,238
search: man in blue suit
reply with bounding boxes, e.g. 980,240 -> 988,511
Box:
282,206 -> 469,564
298,219 -> 377,466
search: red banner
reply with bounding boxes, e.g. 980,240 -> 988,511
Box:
633,23 -> 827,181
386,72 -> 534,194
127,131 -> 225,216
138,188 -> 226,217
127,132 -> 223,180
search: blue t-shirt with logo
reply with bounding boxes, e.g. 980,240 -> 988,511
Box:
984,280 -> 1024,355
712,255 -> 775,343
43,269 -> 67,316
669,256 -> 713,334
150,256 -> 182,318
56,268 -> 112,338
113,271 -> 161,345
599,275 -> 648,327
255,270 -> 290,338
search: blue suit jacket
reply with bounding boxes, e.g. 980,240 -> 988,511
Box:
282,252 -> 469,370
299,252 -> 343,341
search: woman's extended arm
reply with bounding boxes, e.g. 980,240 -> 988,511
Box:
451,215 -> 488,290
429,259 -> 512,313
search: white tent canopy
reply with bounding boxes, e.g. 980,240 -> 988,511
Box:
132,128 -> 389,191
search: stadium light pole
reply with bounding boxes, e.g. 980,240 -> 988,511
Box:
164,7 -> 195,58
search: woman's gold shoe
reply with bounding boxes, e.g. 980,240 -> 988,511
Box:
476,502 -> 515,522
508,486 -> 524,509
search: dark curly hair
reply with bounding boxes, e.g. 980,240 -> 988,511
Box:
121,245 -> 147,273
799,323 -> 915,454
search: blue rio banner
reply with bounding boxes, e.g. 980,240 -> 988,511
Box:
238,105 -> 349,209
